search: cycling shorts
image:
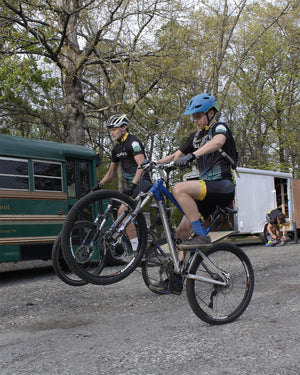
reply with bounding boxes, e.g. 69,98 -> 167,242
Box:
132,179 -> 152,199
195,179 -> 235,219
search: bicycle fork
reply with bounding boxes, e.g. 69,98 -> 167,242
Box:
75,202 -> 131,261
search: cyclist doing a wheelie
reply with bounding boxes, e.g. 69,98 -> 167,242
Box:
94,114 -> 151,251
157,93 -> 237,253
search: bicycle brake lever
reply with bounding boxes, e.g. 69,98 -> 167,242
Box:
163,161 -> 176,172
139,160 -> 156,172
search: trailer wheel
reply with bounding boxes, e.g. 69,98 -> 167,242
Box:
259,232 -> 266,244
263,223 -> 272,243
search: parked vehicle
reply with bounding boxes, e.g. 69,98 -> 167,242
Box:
184,167 -> 300,243
0,134 -> 99,263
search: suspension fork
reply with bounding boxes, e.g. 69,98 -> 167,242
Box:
74,203 -> 120,256
107,198 -> 144,241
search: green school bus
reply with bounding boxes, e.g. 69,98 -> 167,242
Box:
0,134 -> 99,263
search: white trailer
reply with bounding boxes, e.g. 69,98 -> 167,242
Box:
184,167 -> 300,242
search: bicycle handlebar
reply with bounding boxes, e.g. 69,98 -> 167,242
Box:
139,160 -> 176,174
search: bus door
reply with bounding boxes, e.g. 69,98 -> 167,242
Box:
65,157 -> 101,257
66,158 -> 91,206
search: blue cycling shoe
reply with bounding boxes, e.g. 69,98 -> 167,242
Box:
265,240 -> 277,247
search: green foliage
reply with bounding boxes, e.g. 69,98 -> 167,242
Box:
0,55 -> 63,139
0,0 -> 299,177
226,0 -> 299,176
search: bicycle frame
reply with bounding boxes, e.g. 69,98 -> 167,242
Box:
134,164 -> 230,286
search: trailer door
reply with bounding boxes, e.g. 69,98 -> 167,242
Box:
235,173 -> 276,233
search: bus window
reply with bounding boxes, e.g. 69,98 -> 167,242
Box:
33,160 -> 62,192
0,157 -> 29,190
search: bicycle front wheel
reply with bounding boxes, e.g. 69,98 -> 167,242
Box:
61,190 -> 147,285
186,243 -> 254,325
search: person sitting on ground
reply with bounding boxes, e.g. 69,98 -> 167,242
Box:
265,208 -> 287,247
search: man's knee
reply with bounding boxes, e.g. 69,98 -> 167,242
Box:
173,182 -> 184,197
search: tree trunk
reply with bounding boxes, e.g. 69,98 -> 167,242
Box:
60,0 -> 86,145
62,73 -> 86,144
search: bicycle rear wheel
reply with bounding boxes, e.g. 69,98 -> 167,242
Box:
61,190 -> 147,285
51,231 -> 88,287
186,243 -> 254,325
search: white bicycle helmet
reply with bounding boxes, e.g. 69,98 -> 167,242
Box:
106,114 -> 130,129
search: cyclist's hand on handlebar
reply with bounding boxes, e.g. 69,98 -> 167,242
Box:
140,159 -> 156,172
174,153 -> 195,168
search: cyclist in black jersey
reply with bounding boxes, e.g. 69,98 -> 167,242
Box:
157,94 -> 235,251
95,114 -> 151,250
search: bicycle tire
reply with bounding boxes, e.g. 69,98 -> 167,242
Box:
186,243 -> 254,325
61,190 -> 147,285
141,244 -> 173,295
51,232 -> 88,287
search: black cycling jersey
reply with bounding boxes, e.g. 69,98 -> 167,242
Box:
111,133 -> 150,182
266,209 -> 286,225
180,122 -> 233,181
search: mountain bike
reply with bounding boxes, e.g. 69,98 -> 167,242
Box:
61,161 -> 254,324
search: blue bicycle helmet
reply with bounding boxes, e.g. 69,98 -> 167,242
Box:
183,93 -> 219,116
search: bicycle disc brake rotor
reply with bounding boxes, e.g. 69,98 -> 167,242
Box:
75,245 -> 93,263
103,236 -> 127,259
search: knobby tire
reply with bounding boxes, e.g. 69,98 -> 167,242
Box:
186,243 -> 254,325
61,190 -> 147,285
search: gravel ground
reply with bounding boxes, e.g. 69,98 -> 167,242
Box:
0,242 -> 299,375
